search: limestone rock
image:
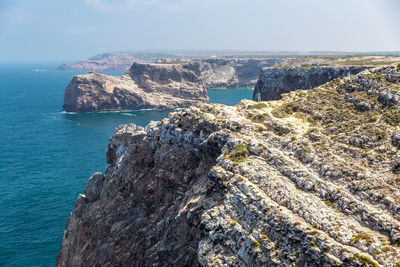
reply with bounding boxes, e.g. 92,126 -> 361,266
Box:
253,66 -> 370,101
63,62 -> 208,112
199,58 -> 281,89
156,57 -> 282,89
57,52 -> 163,71
58,65 -> 400,266
84,172 -> 105,202
392,133 -> 400,148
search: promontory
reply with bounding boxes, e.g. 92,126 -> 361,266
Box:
58,64 -> 400,266
63,61 -> 208,112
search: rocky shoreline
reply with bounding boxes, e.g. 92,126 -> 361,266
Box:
58,64 -> 400,266
63,61 -> 208,112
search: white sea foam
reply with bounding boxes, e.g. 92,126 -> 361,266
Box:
61,108 -> 167,114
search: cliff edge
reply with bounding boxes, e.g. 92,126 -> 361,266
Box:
156,57 -> 282,89
63,61 -> 208,112
59,65 -> 400,266
253,66 -> 371,101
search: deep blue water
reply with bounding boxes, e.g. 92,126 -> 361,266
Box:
0,63 -> 253,266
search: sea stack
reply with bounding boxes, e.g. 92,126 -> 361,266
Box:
63,61 -> 208,112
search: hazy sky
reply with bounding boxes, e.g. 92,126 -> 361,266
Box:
0,0 -> 399,62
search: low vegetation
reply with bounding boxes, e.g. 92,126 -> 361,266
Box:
229,144 -> 249,163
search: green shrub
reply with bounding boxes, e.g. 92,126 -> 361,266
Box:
229,144 -> 249,163
368,114 -> 379,123
384,109 -> 400,126
253,240 -> 260,247
272,102 -> 299,118
374,74 -> 386,82
249,102 -> 268,109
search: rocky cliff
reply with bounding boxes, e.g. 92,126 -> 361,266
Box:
155,57 -> 282,89
200,58 -> 281,89
58,64 -> 400,266
63,61 -> 208,112
57,52 -> 178,71
253,66 -> 371,101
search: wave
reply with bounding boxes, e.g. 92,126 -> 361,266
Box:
61,111 -> 77,114
33,69 -> 47,72
60,108 -> 173,114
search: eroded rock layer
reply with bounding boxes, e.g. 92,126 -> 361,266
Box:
155,57 -> 282,89
58,65 -> 400,266
200,58 -> 281,89
253,66 -> 371,101
63,62 -> 208,112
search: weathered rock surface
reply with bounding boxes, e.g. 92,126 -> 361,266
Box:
200,58 -> 281,89
253,66 -> 371,101
63,62 -> 208,112
156,57 -> 282,89
58,65 -> 400,266
61,54 -> 281,89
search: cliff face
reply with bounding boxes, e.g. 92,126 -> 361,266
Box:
253,66 -> 371,101
63,62 -> 208,112
200,58 -> 281,89
58,65 -> 400,266
60,55 -> 281,89
58,53 -> 178,71
67,54 -> 136,71
155,57 -> 282,89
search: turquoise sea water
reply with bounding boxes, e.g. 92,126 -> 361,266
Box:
0,63 -> 253,266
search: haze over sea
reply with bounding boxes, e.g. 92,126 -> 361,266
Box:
0,63 -> 252,266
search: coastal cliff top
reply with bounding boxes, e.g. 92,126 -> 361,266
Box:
63,61 -> 208,112
59,64 -> 400,266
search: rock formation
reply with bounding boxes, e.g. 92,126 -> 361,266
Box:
63,61 -> 208,112
57,52 -> 178,71
156,57 -> 282,89
253,66 -> 371,101
58,65 -> 400,266
200,58 -> 281,89
62,55 -> 281,89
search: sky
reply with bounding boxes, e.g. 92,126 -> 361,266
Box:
0,0 -> 399,62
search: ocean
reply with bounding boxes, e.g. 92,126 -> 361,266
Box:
0,63 -> 253,266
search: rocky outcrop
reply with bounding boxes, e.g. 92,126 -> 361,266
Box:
58,53 -> 280,87
58,65 -> 400,266
200,58 -> 281,89
66,53 -> 139,71
156,57 -> 282,89
253,66 -> 371,101
56,63 -> 69,71
63,62 -> 208,112
57,52 -> 178,71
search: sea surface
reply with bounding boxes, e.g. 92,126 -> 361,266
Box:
0,63 -> 253,266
